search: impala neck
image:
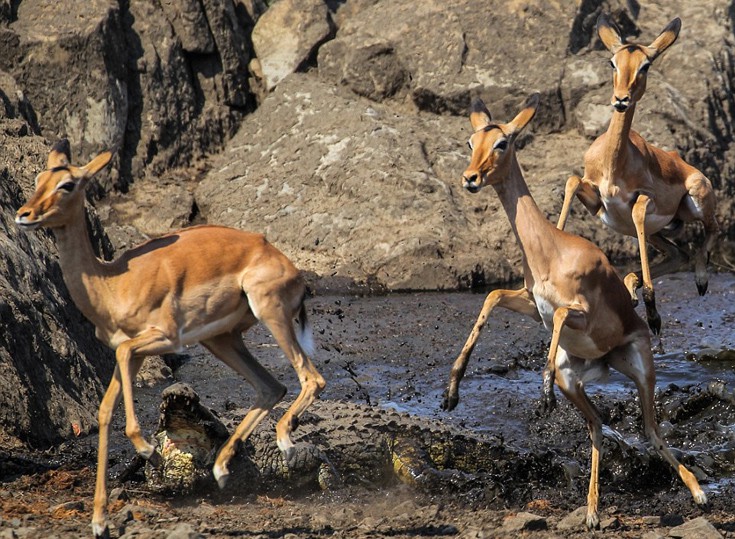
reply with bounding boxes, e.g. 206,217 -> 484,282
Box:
492,154 -> 555,274
52,204 -> 110,326
602,104 -> 636,180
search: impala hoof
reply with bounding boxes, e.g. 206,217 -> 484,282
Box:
538,391 -> 557,416
693,489 -> 708,505
647,312 -> 661,335
147,450 -> 163,470
586,510 -> 600,530
696,281 -> 708,296
213,463 -> 229,489
441,389 -> 459,412
92,522 -> 110,539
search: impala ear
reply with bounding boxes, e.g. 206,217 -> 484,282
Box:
47,139 -> 71,169
647,17 -> 681,60
81,151 -> 112,177
469,98 -> 493,131
597,13 -> 624,53
507,93 -> 539,137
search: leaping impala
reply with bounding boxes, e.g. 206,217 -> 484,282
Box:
15,140 -> 326,538
442,94 -> 706,528
557,14 -> 719,334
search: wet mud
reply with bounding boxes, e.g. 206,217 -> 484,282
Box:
2,271 -> 735,538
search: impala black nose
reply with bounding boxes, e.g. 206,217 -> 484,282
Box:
613,96 -> 630,112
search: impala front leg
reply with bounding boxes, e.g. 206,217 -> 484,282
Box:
557,176 -> 603,231
92,367 -> 123,539
631,194 -> 661,334
541,305 -> 588,414
442,288 -> 539,412
116,329 -> 174,459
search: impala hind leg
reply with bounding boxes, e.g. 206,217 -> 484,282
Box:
541,306 -> 588,414
608,337 -> 706,505
202,331 -> 287,488
443,288 -> 539,412
631,194 -> 661,334
681,174 -> 719,295
554,349 -> 604,529
249,289 -> 325,461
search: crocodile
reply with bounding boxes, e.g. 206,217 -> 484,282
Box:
141,381 -> 735,504
143,382 -> 564,501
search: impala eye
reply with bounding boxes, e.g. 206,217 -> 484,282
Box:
56,181 -> 76,193
638,63 -> 651,75
609,59 -> 616,69
467,140 -> 472,150
494,139 -> 508,152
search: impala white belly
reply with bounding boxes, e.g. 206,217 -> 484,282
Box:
534,295 -> 607,360
179,305 -> 249,347
104,306 -> 249,353
600,197 -> 674,236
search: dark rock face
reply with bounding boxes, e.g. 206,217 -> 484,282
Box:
0,0 -> 252,192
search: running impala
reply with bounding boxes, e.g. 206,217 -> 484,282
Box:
443,94 -> 707,528
16,140 -> 326,538
557,15 -> 719,334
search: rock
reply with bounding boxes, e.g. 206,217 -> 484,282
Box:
195,75 -> 512,291
318,35 -> 409,101
49,500 -> 84,514
661,513 -> 684,527
0,0 -> 249,191
502,512 -> 547,532
668,517 -> 723,539
557,506 -> 588,531
108,487 -> 129,503
135,356 -> 174,387
251,0 -> 332,92
641,532 -> 666,539
600,516 -> 621,530
165,523 -> 204,539
0,0 -> 128,187
319,0 -> 573,127
159,0 -> 215,54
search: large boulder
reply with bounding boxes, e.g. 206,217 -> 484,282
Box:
0,0 -> 128,191
250,0 -> 332,93
317,0 -> 577,130
195,75 -> 588,291
195,0 -> 735,292
0,113 -> 115,449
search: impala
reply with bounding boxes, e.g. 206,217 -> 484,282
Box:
557,14 -> 719,334
15,140 -> 326,538
442,94 -> 706,528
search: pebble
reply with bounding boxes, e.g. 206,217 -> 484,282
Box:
502,511 -> 547,532
166,523 -> 204,539
48,500 -> 84,513
556,506 -> 587,530
109,486 -> 129,503
669,517 -> 723,539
